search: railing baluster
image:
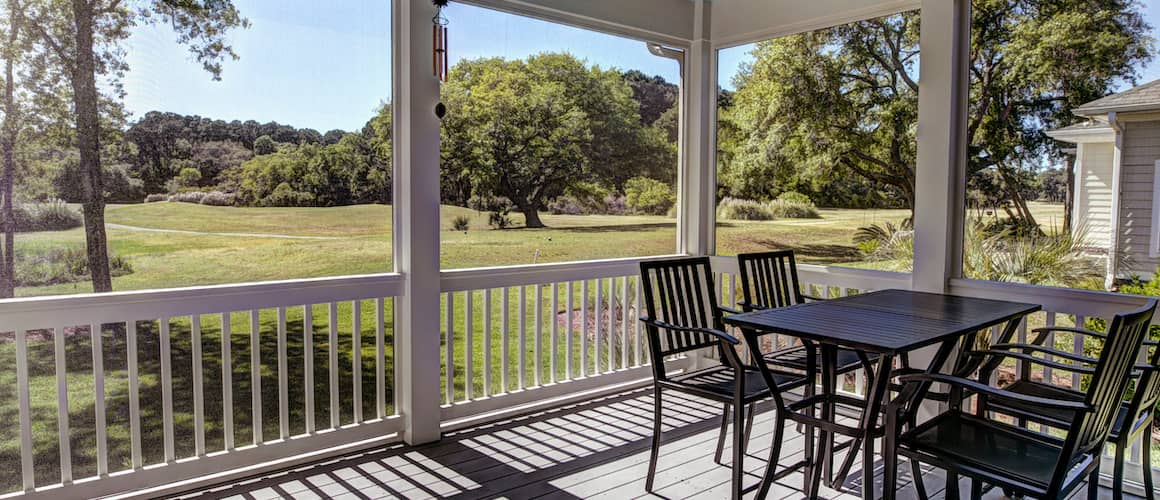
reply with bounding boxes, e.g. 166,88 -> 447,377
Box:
551,283 -> 559,383
621,277 -> 630,370
125,323 -> 140,467
56,325 -> 74,480
303,305 -> 315,434
375,297 -> 386,418
465,291 -> 474,400
161,317 -> 176,460
15,329 -> 33,490
445,292 -> 454,404
636,277 -> 643,366
484,288 -> 492,397
248,310 -> 261,445
1043,312 -> 1055,388
1071,315 -> 1084,390
352,300 -> 362,423
534,285 -> 542,387
567,282 -> 575,378
277,307 -> 289,439
192,316 -> 205,456
502,287 -> 510,392
222,313 -> 234,450
328,302 -> 339,428
581,280 -> 589,377
607,278 -> 615,371
92,323 -> 108,475
519,285 -> 527,389
594,280 -> 602,375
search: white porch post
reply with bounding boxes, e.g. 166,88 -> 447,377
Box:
395,0 -> 443,445
910,0 -> 970,419
912,0 -> 970,294
680,0 -> 716,256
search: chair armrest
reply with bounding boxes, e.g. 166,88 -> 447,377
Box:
896,373 -> 1092,412
970,349 -> 1096,375
718,305 -> 743,315
989,343 -> 1098,366
639,317 -> 741,345
735,301 -> 769,312
1030,327 -> 1158,346
802,294 -> 824,302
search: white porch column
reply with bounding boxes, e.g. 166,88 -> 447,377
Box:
679,0 -> 715,256
912,0 -> 970,294
395,0 -> 443,445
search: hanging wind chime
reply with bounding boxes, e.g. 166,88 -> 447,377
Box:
433,0 -> 450,119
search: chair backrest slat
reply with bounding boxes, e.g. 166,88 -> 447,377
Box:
1056,299 -> 1157,487
1124,339 -> 1160,434
640,257 -> 723,362
738,251 -> 805,311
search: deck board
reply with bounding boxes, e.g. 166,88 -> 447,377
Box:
174,389 -> 1143,500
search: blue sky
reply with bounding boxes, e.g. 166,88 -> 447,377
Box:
122,1 -> 1160,132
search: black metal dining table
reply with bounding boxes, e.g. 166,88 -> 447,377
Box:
722,289 -> 1040,500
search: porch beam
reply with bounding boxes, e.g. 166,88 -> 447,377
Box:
911,0 -> 970,293
395,0 -> 443,445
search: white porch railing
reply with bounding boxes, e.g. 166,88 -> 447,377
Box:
0,274 -> 405,500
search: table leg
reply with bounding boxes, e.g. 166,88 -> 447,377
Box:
859,354 -> 895,500
810,345 -> 837,497
802,341 -> 818,498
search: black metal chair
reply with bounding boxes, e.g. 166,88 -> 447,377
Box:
883,299 -> 1157,500
976,316 -> 1159,500
638,257 -> 807,500
734,250 -> 874,377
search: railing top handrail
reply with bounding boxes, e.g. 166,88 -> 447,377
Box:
439,254 -> 686,292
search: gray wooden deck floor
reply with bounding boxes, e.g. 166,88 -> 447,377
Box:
173,388 -> 1141,500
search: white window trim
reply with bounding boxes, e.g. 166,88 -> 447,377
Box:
1150,159 -> 1160,258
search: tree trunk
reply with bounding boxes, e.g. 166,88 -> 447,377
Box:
70,0 -> 112,293
1064,153 -> 1075,233
522,204 -> 545,228
0,0 -> 21,298
997,164 -> 1039,229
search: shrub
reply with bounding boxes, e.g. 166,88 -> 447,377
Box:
488,208 -> 513,229
768,199 -> 820,219
200,191 -> 236,206
548,197 -> 584,215
776,191 -> 812,205
624,177 -> 675,215
0,200 -> 83,232
144,194 -> 169,203
261,183 -> 315,207
451,215 -> 471,231
15,246 -> 133,287
171,191 -> 207,204
716,197 -> 774,221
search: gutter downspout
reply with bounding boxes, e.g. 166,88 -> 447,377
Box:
1107,111 -> 1123,290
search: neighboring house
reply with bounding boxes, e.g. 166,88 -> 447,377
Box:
1048,79 -> 1160,287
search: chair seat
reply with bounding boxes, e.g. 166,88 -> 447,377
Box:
988,379 -> 1132,440
664,365 -> 806,403
900,412 -> 1068,492
763,345 -> 874,374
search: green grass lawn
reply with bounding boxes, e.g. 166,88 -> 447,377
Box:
3,200 -> 1086,492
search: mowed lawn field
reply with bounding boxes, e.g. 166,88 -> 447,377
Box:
0,201 -> 1072,492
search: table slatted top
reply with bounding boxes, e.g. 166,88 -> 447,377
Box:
722,289 -> 1041,354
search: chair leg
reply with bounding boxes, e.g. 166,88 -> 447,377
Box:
743,404 -> 755,456
756,415 -> 785,500
945,472 -> 961,500
1088,461 -> 1101,500
910,460 -> 929,500
715,403 -> 730,465
646,386 -> 663,493
731,401 -> 745,500
1143,428 -> 1156,500
969,479 -> 982,500
1114,441 -> 1126,500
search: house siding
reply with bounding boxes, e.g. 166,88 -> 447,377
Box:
1076,142 -> 1115,249
1117,120 -> 1160,277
